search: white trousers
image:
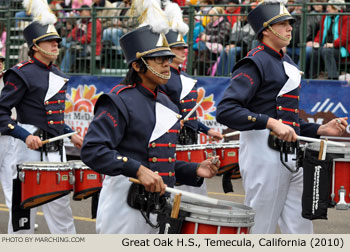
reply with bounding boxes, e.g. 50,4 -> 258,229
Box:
96,175 -> 158,234
8,124 -> 76,234
239,129 -> 313,234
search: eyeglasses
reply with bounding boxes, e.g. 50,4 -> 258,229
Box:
148,56 -> 173,64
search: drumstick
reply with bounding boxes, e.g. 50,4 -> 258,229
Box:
171,193 -> 182,219
183,98 -> 204,121
271,132 -> 345,147
318,140 -> 325,160
222,131 -> 240,138
129,177 -> 220,206
41,131 -> 77,144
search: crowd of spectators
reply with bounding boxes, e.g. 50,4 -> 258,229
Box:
2,0 -> 350,78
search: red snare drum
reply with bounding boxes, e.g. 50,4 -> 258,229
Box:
176,144 -> 206,163
331,158 -> 350,205
215,142 -> 239,174
69,161 -> 103,201
18,162 -> 74,209
179,200 -> 255,234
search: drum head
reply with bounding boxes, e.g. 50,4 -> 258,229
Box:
18,162 -> 71,171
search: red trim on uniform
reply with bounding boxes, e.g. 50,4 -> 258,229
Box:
148,158 -> 176,163
186,117 -> 197,121
282,120 -> 300,127
46,110 -> 64,115
157,172 -> 176,177
168,129 -> 179,133
171,65 -> 180,74
182,108 -> 192,113
33,56 -> 51,69
45,100 -> 65,105
5,81 -> 18,91
47,121 -> 64,125
276,106 -> 299,113
141,83 -> 157,99
251,46 -> 264,56
261,42 -> 283,58
58,90 -> 66,93
110,84 -> 124,93
115,84 -> 136,95
148,143 -> 176,148
281,94 -> 299,99
16,60 -> 33,69
190,90 -> 197,93
181,99 -> 196,103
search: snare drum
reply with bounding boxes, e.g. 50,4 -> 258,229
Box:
179,200 -> 255,234
18,162 -> 74,209
176,144 -> 206,163
215,142 -> 239,174
69,161 -> 104,200
332,158 -> 350,204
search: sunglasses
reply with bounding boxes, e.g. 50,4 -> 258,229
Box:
148,56 -> 174,64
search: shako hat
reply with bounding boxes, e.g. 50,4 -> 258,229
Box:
164,1 -> 188,48
248,0 -> 295,36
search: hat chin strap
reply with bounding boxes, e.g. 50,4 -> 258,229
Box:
33,42 -> 59,57
267,26 -> 291,42
141,57 -> 171,80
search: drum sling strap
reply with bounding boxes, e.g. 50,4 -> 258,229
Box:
301,148 -> 344,220
33,129 -> 64,162
178,126 -> 198,145
127,183 -> 187,233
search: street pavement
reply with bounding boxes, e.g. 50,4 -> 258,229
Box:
0,176 -> 349,234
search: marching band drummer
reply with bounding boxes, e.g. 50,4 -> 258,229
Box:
216,0 -> 348,234
80,3 -> 220,233
0,0 -> 83,233
162,2 -> 223,196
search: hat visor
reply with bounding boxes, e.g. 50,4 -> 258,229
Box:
145,50 -> 176,58
36,34 -> 62,44
169,42 -> 188,48
270,15 -> 295,26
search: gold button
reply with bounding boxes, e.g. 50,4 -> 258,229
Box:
168,143 -> 172,148
117,156 -> 122,160
151,142 -> 156,148
8,124 -> 14,130
183,109 -> 187,112
168,157 -> 173,162
293,122 -> 296,126
122,157 -> 128,163
48,110 -> 52,115
298,96 -> 300,100
60,120 -> 64,124
64,79 -> 68,83
154,171 -> 159,175
45,101 -> 49,105
49,120 -> 54,125
279,119 -> 283,122
152,157 -> 157,163
248,115 -> 252,121
60,110 -> 63,114
252,117 -> 256,122
180,100 -> 184,104
58,100 -> 61,104
192,98 -> 195,101
169,171 -> 173,176
177,115 -> 181,119
278,106 -> 282,110
295,109 -> 299,113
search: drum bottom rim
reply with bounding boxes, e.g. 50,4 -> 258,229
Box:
73,187 -> 101,201
21,190 -> 72,209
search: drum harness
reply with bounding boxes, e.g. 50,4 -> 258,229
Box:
33,129 -> 64,162
268,133 -> 303,173
127,183 -> 187,233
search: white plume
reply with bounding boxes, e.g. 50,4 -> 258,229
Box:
131,0 -> 169,34
262,0 -> 288,4
22,0 -> 57,25
164,0 -> 189,36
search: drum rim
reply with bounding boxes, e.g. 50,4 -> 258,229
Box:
18,162 -> 72,170
184,216 -> 255,228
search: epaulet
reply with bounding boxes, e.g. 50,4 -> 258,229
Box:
247,45 -> 264,57
15,60 -> 34,69
110,83 -> 136,95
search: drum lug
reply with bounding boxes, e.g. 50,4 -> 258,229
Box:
36,171 -> 41,185
221,149 -> 225,160
80,170 -> 84,183
100,174 -> 105,183
69,171 -> 75,185
56,172 -> 61,184
187,151 -> 191,162
19,171 -> 25,182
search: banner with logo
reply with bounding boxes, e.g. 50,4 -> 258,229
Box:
64,76 -> 350,151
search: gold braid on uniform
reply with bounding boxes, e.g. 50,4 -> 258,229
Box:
141,57 -> 171,80
267,25 -> 291,42
33,41 -> 59,56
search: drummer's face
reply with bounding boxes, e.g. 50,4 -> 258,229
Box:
145,56 -> 172,84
